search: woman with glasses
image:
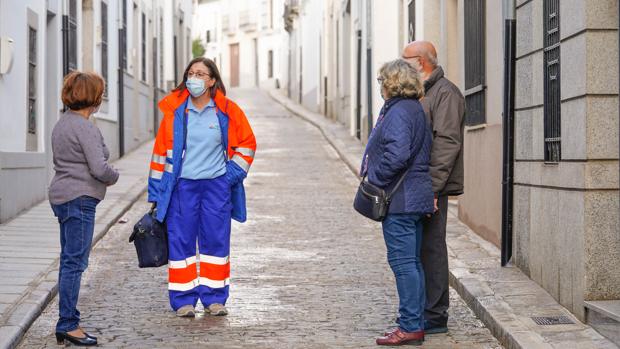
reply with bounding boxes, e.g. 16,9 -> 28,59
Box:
147,57 -> 256,317
361,59 -> 433,346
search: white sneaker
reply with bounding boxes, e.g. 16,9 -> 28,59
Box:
206,303 -> 228,316
176,305 -> 196,317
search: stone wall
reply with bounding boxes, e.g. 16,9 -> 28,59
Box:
513,0 -> 619,320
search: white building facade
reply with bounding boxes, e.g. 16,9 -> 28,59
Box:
193,0 -> 287,91
0,0 -> 193,223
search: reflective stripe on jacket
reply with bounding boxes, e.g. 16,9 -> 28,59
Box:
148,88 -> 257,223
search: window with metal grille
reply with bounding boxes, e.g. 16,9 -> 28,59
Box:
543,0 -> 561,162
159,14 -> 164,89
464,0 -> 486,126
68,0 -> 77,72
28,26 -> 37,136
141,12 -> 146,82
121,0 -> 127,70
101,1 -> 108,97
408,0 -> 415,42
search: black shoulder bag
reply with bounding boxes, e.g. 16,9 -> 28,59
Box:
353,170 -> 408,222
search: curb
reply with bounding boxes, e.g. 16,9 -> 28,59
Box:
1,175 -> 147,349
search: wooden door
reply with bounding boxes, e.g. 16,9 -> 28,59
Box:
230,43 -> 240,87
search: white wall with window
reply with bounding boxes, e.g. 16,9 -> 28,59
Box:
192,0 -> 222,64
0,0 -> 194,224
0,0 -> 63,222
196,0 -> 285,90
0,1 -> 55,152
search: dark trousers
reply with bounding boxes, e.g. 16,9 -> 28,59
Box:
421,195 -> 449,327
51,196 -> 99,333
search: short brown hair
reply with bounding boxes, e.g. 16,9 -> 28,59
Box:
378,59 -> 424,100
61,71 -> 105,110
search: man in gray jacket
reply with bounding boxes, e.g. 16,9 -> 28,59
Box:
402,41 -> 465,333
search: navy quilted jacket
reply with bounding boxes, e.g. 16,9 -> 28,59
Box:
361,97 -> 434,215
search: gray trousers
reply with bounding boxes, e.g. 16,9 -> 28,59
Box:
421,195 -> 449,327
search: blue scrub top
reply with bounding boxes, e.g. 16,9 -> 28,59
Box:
180,98 -> 227,180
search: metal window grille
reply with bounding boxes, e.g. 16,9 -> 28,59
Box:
68,0 -> 77,71
122,0 -> 127,70
101,1 -> 108,96
28,27 -> 37,135
543,0 -> 561,162
464,0 -> 486,126
408,0 -> 415,42
141,12 -> 146,81
159,15 -> 164,89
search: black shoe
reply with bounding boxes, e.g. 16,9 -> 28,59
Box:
78,327 -> 97,341
425,325 -> 448,334
424,321 -> 448,335
55,331 -> 98,346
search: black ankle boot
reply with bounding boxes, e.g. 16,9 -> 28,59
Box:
55,331 -> 98,346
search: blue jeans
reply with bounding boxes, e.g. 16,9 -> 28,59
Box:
51,196 -> 99,333
382,213 -> 426,332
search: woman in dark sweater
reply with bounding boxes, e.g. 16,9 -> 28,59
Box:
361,59 -> 433,346
48,71 -> 119,346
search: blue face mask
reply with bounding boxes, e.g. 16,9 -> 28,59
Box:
186,77 -> 206,97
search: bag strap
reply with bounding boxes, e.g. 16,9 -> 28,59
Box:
360,167 -> 409,201
386,169 -> 408,201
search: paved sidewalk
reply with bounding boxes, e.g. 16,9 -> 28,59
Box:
0,141 -> 151,349
268,88 -> 618,349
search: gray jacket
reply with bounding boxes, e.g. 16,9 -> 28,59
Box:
420,66 -> 465,196
48,111 -> 119,205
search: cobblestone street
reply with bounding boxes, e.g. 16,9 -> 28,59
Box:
18,89 -> 502,349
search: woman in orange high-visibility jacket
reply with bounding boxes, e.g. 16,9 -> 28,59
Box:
148,57 -> 256,317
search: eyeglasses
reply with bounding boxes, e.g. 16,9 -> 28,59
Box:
187,71 -> 212,79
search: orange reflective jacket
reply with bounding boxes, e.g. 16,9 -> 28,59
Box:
148,88 -> 256,222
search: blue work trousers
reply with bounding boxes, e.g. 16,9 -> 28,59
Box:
166,176 -> 232,310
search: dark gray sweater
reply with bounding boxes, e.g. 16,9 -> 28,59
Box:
48,111 -> 119,205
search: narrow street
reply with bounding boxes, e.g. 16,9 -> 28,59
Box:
18,89 -> 501,349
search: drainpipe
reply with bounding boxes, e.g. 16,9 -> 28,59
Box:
118,5 -> 125,157
501,0 -> 516,266
365,0 -> 373,139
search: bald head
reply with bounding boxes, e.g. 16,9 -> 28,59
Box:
402,41 -> 438,79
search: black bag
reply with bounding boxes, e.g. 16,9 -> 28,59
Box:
129,206 -> 168,268
353,171 -> 408,222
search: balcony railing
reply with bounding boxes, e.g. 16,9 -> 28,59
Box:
239,10 -> 257,32
222,15 -> 233,33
